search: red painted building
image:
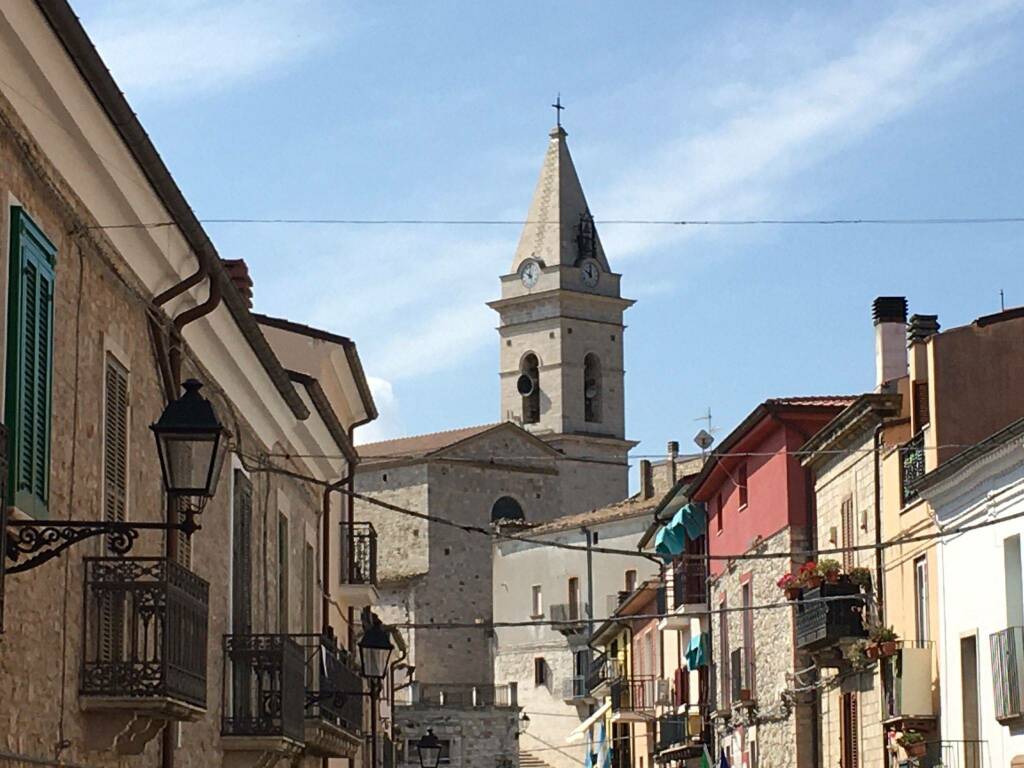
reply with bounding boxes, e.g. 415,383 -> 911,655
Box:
688,397 -> 854,768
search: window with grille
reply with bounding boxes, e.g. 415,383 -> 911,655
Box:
5,208 -> 56,519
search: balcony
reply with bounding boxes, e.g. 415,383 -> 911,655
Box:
338,522 -> 378,605
79,557 -> 209,754
398,682 -> 518,708
610,677 -> 661,721
730,648 -> 755,706
991,626 -> 1024,723
900,431 -> 926,507
551,602 -> 589,636
795,583 -> 866,655
655,712 -> 706,759
587,653 -> 625,698
661,562 -> 708,630
222,634 -> 306,758
561,675 -> 595,704
294,633 -> 364,758
882,642 -> 936,732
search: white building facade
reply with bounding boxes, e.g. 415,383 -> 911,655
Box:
920,418 -> 1024,768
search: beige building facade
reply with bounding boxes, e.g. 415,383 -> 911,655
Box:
0,3 -> 382,767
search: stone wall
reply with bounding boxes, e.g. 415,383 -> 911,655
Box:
711,525 -> 814,768
394,705 -> 520,768
0,87 -> 343,768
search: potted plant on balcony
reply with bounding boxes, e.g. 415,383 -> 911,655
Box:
777,572 -> 801,601
849,566 -> 873,592
898,730 -> 926,758
819,558 -> 842,584
798,561 -> 822,589
869,625 -> 899,658
845,640 -> 873,671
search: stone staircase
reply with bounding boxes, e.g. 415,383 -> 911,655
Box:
519,753 -> 556,768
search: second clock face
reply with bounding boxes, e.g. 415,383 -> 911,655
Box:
520,260 -> 540,288
581,260 -> 600,288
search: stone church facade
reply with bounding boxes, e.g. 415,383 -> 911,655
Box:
353,123 -> 635,767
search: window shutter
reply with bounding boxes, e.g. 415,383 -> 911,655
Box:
841,497 -> 855,571
102,356 -> 129,527
304,541 -> 315,635
6,209 -> 56,519
231,470 -> 253,635
278,513 -> 290,633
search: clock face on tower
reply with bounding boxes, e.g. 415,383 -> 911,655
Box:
580,260 -> 600,288
520,259 -> 540,288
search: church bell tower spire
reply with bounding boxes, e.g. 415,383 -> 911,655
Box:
487,117 -> 636,512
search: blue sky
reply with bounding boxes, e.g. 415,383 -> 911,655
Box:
77,0 -> 1024,478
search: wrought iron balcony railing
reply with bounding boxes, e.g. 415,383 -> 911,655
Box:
610,676 -> 658,713
222,634 -> 306,744
795,583 -> 867,651
587,654 -> 625,693
900,431 -> 926,506
991,626 -> 1024,722
293,633 -> 364,735
80,557 -> 209,711
399,682 -> 518,708
342,522 -> 377,586
730,647 -> 754,704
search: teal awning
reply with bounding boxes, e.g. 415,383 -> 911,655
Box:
686,633 -> 709,669
653,500 -> 707,561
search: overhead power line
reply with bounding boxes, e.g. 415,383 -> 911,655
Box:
89,216 -> 1024,230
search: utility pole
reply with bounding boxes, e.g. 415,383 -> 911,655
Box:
583,526 -> 595,639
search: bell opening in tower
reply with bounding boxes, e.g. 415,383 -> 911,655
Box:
520,353 -> 540,424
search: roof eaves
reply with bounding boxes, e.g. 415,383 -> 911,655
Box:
35,1 -> 308,421
799,393 -> 902,465
917,416 -> 1024,493
287,370 -> 358,466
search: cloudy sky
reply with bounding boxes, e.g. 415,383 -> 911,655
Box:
76,0 -> 1024,477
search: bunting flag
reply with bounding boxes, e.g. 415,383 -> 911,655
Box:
700,745 -> 713,768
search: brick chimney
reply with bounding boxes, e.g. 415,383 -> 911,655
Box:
872,296 -> 908,389
639,459 -> 654,499
667,440 -> 679,482
221,259 -> 253,308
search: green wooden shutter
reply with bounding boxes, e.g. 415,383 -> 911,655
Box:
6,208 -> 56,519
103,355 -> 129,527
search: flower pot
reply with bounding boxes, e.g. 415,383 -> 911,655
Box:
785,587 -> 801,601
825,571 -> 840,584
904,741 -> 927,758
865,644 -> 880,660
880,641 -> 898,657
806,576 -> 822,589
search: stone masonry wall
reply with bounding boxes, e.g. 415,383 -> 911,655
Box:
711,525 -> 814,768
394,705 -> 520,768
812,427 -> 886,768
0,90 -> 334,768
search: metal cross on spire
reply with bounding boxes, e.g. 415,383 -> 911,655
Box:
552,94 -> 565,128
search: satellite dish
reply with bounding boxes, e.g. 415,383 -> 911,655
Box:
694,429 -> 714,451
516,374 -> 536,396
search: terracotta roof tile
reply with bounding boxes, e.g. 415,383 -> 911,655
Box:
527,494 -> 660,535
357,424 -> 499,461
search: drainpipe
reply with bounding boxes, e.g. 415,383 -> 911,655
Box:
583,526 -> 595,639
321,470 -> 353,635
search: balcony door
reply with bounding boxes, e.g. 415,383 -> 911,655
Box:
960,634 -> 980,768
232,471 -> 254,719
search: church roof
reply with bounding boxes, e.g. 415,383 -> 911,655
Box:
511,125 -> 610,273
526,492 -> 661,535
357,424 -> 500,462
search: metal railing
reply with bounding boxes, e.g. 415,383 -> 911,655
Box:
610,676 -> 657,713
730,647 -> 754,703
293,633 -> 364,734
561,675 -> 589,701
342,522 -> 377,586
672,560 -> 708,608
795,583 -> 866,650
222,634 -> 306,743
901,431 -> 926,506
400,682 -> 518,708
656,715 -> 686,751
991,626 -> 1024,722
587,653 -> 625,692
938,739 -> 988,768
80,557 -> 209,709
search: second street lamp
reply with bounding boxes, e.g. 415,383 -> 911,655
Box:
358,615 -> 395,681
417,729 -> 443,768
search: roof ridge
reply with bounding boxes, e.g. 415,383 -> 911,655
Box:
356,423 -> 499,451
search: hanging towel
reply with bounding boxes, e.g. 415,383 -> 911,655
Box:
686,633 -> 709,669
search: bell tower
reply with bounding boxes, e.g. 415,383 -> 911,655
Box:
487,123 -> 636,511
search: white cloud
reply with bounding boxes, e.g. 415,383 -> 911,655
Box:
83,0 -> 339,97
353,376 -> 403,445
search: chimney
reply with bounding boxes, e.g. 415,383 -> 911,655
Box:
667,441 -> 680,482
639,459 -> 654,499
221,259 -> 254,308
907,314 -> 940,344
872,296 -> 908,389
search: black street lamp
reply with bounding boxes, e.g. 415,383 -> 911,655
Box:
358,614 -> 395,681
2,379 -> 226,579
417,729 -> 443,768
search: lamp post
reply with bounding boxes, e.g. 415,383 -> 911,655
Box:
358,613 -> 394,768
417,729 -> 443,768
1,380 -> 224,619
